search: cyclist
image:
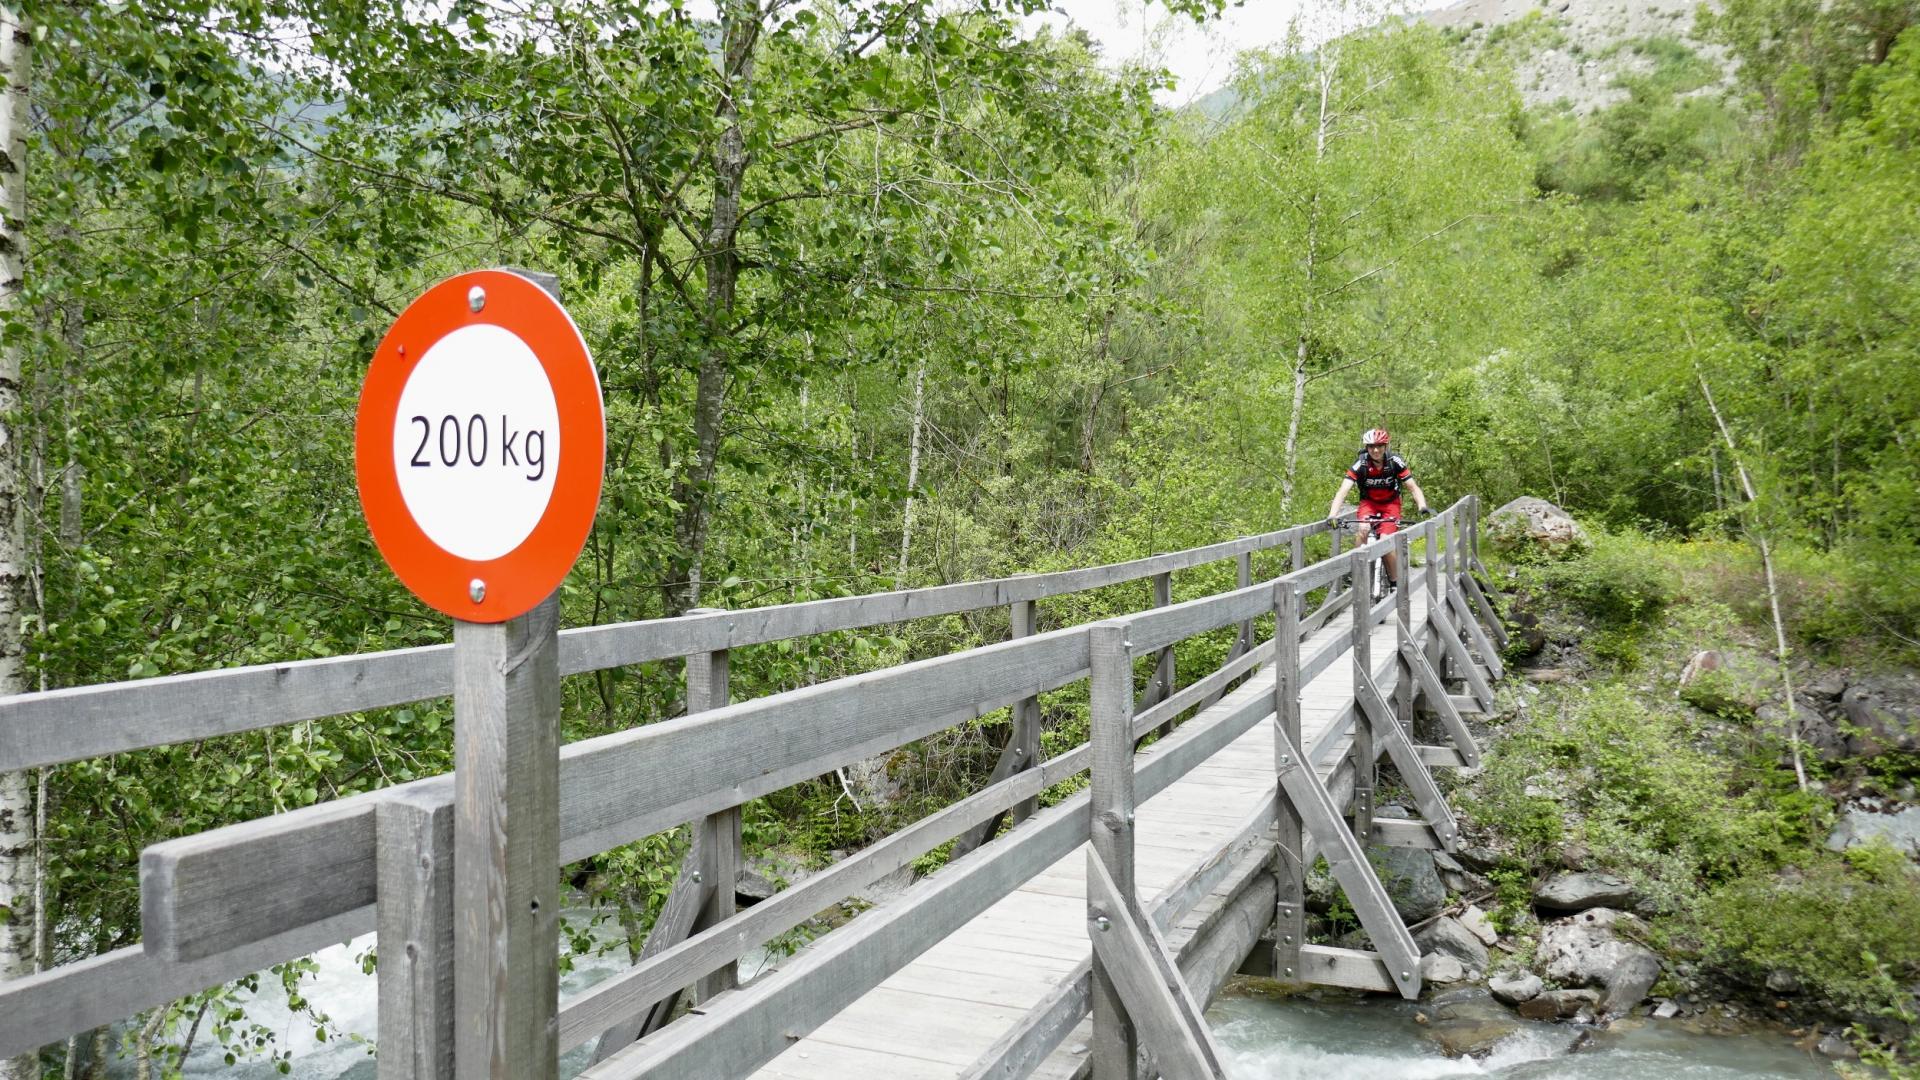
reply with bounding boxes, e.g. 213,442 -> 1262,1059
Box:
1325,428 -> 1430,591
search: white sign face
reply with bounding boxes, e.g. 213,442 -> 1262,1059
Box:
391,323 -> 562,562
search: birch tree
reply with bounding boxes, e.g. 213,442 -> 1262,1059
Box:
0,8 -> 31,1080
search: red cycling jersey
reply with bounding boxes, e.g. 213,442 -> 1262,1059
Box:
1346,453 -> 1411,535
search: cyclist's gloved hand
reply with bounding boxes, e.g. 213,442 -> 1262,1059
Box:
1419,506 -> 1434,519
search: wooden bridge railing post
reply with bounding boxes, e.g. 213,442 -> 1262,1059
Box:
1270,584 -> 1304,984
1236,551 -> 1253,655
1010,598 -> 1041,823
377,788 -> 455,1080
1146,566 -> 1175,737
453,593 -> 561,1080
1395,532 -> 1414,726
685,608 -> 739,1003
1347,551 -> 1375,845
1087,621 -> 1140,1080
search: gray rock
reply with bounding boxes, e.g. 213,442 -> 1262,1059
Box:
1537,908 -> 1663,1014
1602,951 -> 1661,1013
1816,1032 -> 1860,1060
1652,999 -> 1681,1020
1517,988 -> 1601,1020
1421,988 -> 1523,1059
1840,674 -> 1920,755
1454,844 -> 1503,873
1368,835 -> 1447,924
1487,497 -> 1588,558
1766,969 -> 1803,994
1489,971 -> 1544,1005
1825,805 -> 1920,858
1416,917 -> 1491,972
1534,871 -> 1634,911
1421,953 -> 1468,984
1459,905 -> 1500,946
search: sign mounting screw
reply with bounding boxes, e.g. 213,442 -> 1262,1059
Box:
468,286 -> 487,312
469,579 -> 487,603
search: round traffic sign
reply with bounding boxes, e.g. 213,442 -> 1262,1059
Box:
355,269 -> 604,622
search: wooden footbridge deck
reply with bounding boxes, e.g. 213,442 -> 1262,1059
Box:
0,498 -> 1509,1080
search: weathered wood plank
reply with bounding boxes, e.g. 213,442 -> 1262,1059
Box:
1088,621 -> 1139,1080
1370,819 -> 1442,849
1355,671 -> 1459,851
1084,855 -> 1227,1080
376,787 -> 454,1080
1430,602 -> 1496,709
1296,945 -> 1397,993
1460,571 -> 1509,649
1133,637 -> 1273,738
452,595 -> 561,1080
1124,579 -> 1272,656
589,846 -> 711,1064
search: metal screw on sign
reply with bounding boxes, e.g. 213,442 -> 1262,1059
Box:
469,579 -> 487,603
1095,916 -> 1112,933
468,285 -> 487,312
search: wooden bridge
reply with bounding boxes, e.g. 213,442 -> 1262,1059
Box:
0,497 -> 1509,1079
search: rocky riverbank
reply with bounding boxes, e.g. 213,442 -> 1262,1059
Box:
1303,498 -> 1920,1068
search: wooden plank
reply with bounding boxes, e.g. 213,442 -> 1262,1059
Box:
0,907 -> 371,1061
1370,818 -> 1442,849
376,787 -> 454,1080
452,594 -> 561,1080
1355,671 -> 1459,850
557,735 -> 1061,1051
1272,584 -> 1304,985
144,627 -> 1091,967
1430,602 -> 1496,709
1273,722 -> 1422,1000
1124,578 -> 1270,655
589,847 -> 711,1063
1450,583 -> 1505,681
1134,638 -> 1273,739
1297,945 -> 1397,993
1417,745 -> 1468,768
1461,571 -> 1509,649
1405,614 -> 1489,764
684,618 -> 739,1004
1084,855 -> 1227,1080
1088,621 -> 1139,1080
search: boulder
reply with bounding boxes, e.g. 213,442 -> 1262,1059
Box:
1486,497 -> 1588,559
1534,871 -> 1634,912
1489,971 -> 1544,1005
1537,908 -> 1663,1015
1420,988 -> 1524,1058
1421,953 -> 1468,984
1825,805 -> 1920,859
1651,999 -> 1681,1020
1416,916 -> 1491,973
1517,988 -> 1601,1020
1368,810 -> 1447,923
735,850 -> 812,903
1839,675 -> 1920,756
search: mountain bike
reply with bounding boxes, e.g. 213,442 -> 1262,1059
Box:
1334,514 -> 1403,604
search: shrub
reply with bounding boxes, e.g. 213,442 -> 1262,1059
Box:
1531,528 -> 1677,628
1700,848 -> 1920,1015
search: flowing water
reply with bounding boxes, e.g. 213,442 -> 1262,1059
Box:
102,925 -> 1838,1078
1209,991 -> 1843,1080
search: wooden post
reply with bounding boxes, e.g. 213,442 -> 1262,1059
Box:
1427,514 -> 1447,683
378,788 -> 455,1080
1237,551 -> 1254,655
453,593 -> 561,1080
685,608 -> 739,1003
1088,621 -> 1138,1080
1150,569 -> 1174,736
1011,598 -> 1041,823
1394,532 -> 1413,728
1347,552 -> 1374,845
1271,585 -> 1304,984
1289,534 -> 1305,576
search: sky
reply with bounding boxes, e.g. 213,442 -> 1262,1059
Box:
1025,1 -> 1312,106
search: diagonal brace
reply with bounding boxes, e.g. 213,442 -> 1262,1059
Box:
1274,724 -> 1423,999
1086,852 -> 1228,1079
1428,602 -> 1495,710
1449,584 -> 1505,681
1356,671 -> 1460,850
1398,620 -> 1483,769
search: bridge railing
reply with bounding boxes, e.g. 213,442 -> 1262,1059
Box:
0,500 -> 1469,1063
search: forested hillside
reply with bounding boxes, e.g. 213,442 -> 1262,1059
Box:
0,0 -> 1916,1073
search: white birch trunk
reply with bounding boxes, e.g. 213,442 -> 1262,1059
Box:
897,357 -> 926,583
1697,372 -> 1809,791
1278,57 -> 1335,514
0,10 -> 33,1079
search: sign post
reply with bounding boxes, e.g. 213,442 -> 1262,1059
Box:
357,269 -> 603,1080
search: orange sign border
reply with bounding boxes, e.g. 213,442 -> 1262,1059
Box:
355,269 -> 604,623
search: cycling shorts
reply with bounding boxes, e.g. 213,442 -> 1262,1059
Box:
1360,502 -> 1402,536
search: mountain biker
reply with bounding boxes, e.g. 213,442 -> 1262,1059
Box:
1325,428 -> 1430,591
